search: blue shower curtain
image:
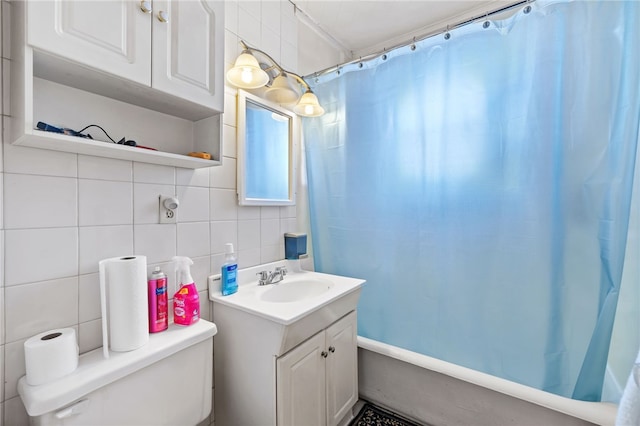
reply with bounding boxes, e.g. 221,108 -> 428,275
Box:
304,0 -> 640,401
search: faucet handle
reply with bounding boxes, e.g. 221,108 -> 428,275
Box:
275,266 -> 287,276
256,270 -> 268,284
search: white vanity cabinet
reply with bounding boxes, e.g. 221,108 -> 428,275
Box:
276,312 -> 358,426
212,304 -> 362,426
10,0 -> 224,168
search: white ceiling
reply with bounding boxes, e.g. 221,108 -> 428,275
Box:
292,0 -> 518,58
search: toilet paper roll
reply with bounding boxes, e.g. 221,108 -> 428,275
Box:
99,256 -> 149,356
24,328 -> 79,386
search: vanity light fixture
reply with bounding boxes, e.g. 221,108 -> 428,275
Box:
226,50 -> 270,89
226,40 -> 325,117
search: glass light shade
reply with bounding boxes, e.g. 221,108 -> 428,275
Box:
227,52 -> 269,89
293,90 -> 325,117
265,75 -> 300,104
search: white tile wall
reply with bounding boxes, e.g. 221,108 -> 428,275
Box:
78,319 -> 102,353
78,273 -> 101,322
261,218 -> 281,246
222,124 -> 238,158
261,0 -> 281,35
5,228 -> 79,286
210,188 -> 239,221
238,7 -> 262,47
4,174 -> 77,229
177,222 -> 211,258
0,0 -> 320,422
3,144 -> 78,177
4,277 -> 79,342
79,180 -> 133,226
177,168 -> 210,187
4,340 -> 26,400
177,186 -> 210,222
134,224 -> 177,264
0,343 -> 4,403
238,219 -> 261,250
211,221 -> 238,255
133,163 -> 175,185
210,156 -> 236,189
78,155 -> 133,181
78,225 -> 134,274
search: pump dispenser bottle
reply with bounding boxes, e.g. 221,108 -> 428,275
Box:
221,243 -> 238,296
172,256 -> 199,326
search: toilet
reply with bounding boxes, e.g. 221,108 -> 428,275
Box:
18,320 -> 217,426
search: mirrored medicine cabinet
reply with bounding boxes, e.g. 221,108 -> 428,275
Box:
237,90 -> 298,206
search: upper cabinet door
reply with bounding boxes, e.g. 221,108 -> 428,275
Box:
151,0 -> 224,112
27,0 -> 151,86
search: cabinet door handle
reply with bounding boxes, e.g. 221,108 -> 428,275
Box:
321,351 -> 328,358
328,346 -> 335,353
139,1 -> 152,13
157,10 -> 169,23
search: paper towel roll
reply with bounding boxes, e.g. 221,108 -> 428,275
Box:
24,328 -> 79,386
99,256 -> 149,356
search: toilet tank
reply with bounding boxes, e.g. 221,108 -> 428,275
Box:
18,320 -> 217,426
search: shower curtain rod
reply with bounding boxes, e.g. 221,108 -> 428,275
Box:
303,0 -> 533,81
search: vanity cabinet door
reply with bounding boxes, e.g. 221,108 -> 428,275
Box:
151,0 -> 224,111
27,0 -> 151,86
325,311 -> 358,426
276,311 -> 358,426
276,332 -> 327,426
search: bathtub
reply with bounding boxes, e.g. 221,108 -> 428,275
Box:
357,337 -> 618,426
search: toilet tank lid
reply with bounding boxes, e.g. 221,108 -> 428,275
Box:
18,320 -> 217,416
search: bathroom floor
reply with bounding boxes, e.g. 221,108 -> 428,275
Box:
349,402 -> 424,426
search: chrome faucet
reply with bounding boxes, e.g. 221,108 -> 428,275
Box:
257,266 -> 287,285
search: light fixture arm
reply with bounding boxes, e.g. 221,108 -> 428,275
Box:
239,40 -> 312,91
229,40 -> 324,116
288,73 -> 312,92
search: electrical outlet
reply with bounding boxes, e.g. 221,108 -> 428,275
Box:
159,195 -> 178,224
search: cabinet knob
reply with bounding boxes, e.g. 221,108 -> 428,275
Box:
157,10 -> 169,23
321,351 -> 328,358
328,346 -> 335,353
139,1 -> 152,13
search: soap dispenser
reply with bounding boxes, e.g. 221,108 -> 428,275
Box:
221,243 -> 238,296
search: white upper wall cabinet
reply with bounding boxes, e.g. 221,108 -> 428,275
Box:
27,0 -> 224,112
10,0 -> 224,169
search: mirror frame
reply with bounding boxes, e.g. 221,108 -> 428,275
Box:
237,89 -> 298,206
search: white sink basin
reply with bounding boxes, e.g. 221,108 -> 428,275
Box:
260,278 -> 334,303
208,260 -> 364,326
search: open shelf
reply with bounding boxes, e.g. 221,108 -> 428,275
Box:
10,1 -> 224,170
15,130 -> 220,169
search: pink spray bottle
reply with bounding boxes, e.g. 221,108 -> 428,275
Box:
172,256 -> 200,326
